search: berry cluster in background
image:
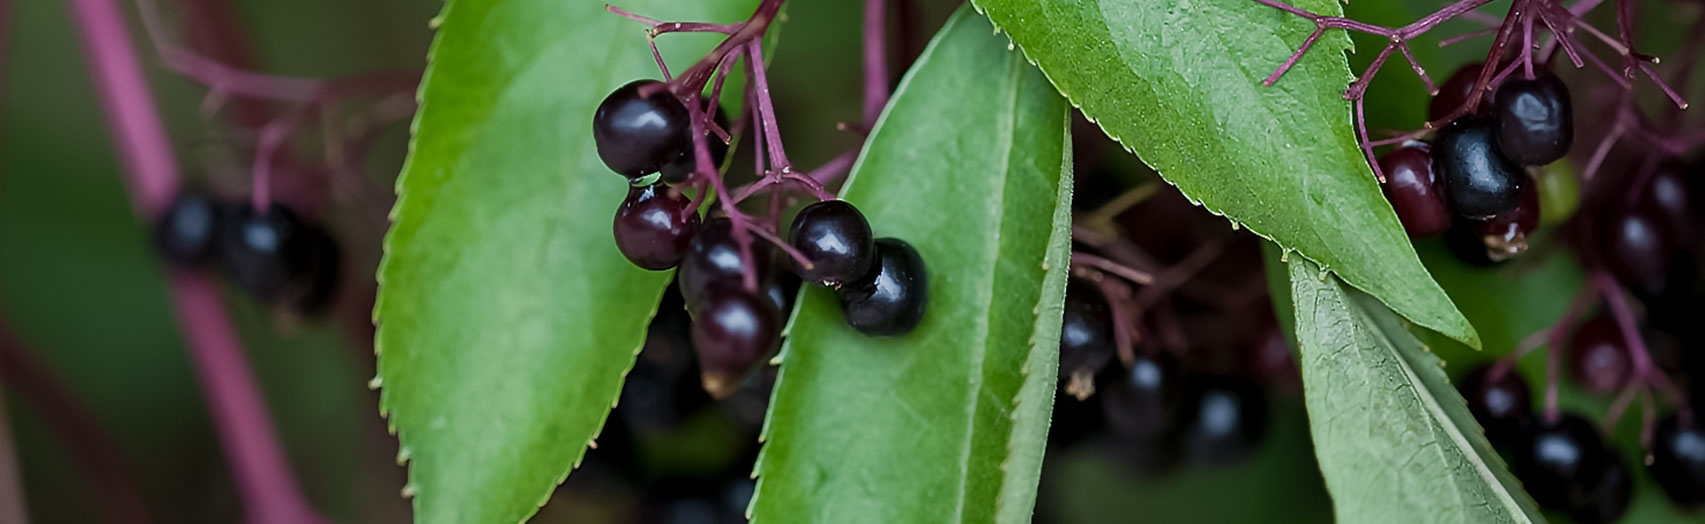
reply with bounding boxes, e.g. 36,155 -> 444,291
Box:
155,191 -> 340,313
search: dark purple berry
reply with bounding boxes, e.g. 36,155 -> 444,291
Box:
153,191 -> 226,268
1470,178 -> 1541,262
291,224 -> 341,313
1595,206 -> 1673,296
614,182 -> 700,270
1650,412 -> 1705,507
1059,281 -> 1115,400
220,203 -> 324,303
678,218 -> 774,306
788,200 -> 876,287
1567,450 -> 1632,524
593,80 -> 691,177
1379,142 -> 1452,237
1642,164 -> 1696,248
1512,413 -> 1609,509
691,285 -> 779,399
1100,352 -> 1181,443
659,108 -> 730,185
1493,73 -> 1574,166
1567,316 -> 1631,394
837,238 -> 927,337
1459,365 -> 1532,445
760,261 -> 802,324
1179,376 -> 1267,467
1429,63 -> 1493,121
1434,116 -> 1526,220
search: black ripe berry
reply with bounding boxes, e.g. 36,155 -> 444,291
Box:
220,203 -> 338,307
1059,281 -> 1115,400
678,218 -> 773,306
1568,450 -> 1633,524
1462,178 -> 1541,263
659,108 -> 730,185
613,182 -> 701,270
1649,412 -> 1705,508
154,191 -> 226,268
1512,413 -> 1609,510
787,200 -> 876,287
1434,116 -> 1526,220
1595,206 -> 1673,297
1566,315 -> 1631,394
691,284 -> 779,399
837,237 -> 927,337
1179,376 -> 1267,467
1493,73 -> 1574,166
593,80 -> 691,177
1642,164 -> 1697,248
1429,63 -> 1493,121
1459,365 -> 1532,446
1100,352 -> 1181,443
1378,142 -> 1451,237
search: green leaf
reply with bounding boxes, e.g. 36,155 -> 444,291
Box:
969,0 -> 1480,348
1287,258 -> 1544,523
373,0 -> 757,522
749,8 -> 1071,523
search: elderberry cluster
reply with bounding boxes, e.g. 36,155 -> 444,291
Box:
1380,65 -> 1573,265
593,80 -> 929,397
153,190 -> 340,312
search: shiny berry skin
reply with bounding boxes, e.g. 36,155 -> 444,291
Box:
1100,352 -> 1181,443
1493,74 -> 1574,166
1471,179 -> 1541,262
1566,316 -> 1631,394
1378,142 -> 1452,237
1567,451 -> 1632,524
1059,281 -> 1115,399
1459,365 -> 1532,445
787,200 -> 875,287
837,238 -> 927,336
691,285 -> 779,399
614,183 -> 701,270
1434,116 -> 1526,220
1179,376 -> 1267,466
659,108 -> 730,185
1642,164 -> 1696,248
1512,413 -> 1609,509
593,80 -> 691,177
153,191 -> 226,268
1595,206 -> 1673,297
1429,63 -> 1493,121
678,218 -> 774,306
220,204 -> 320,302
1650,412 -> 1705,507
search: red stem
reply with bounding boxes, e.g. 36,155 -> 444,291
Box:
0,386 -> 25,524
64,0 -> 322,520
862,0 -> 889,126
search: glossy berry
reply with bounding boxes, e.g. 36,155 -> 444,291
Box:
1470,179 -> 1541,263
1429,63 -> 1493,121
1434,116 -> 1526,220
1595,206 -> 1673,297
614,183 -> 701,270
691,285 -> 779,399
593,80 -> 690,177
1459,365 -> 1532,445
1649,412 -> 1705,507
1493,74 -> 1574,166
1179,376 -> 1267,466
1642,164 -> 1696,248
220,203 -> 327,303
1378,142 -> 1451,237
1100,352 -> 1181,443
759,262 -> 802,324
837,238 -> 927,336
788,200 -> 875,287
1059,281 -> 1115,400
1568,451 -> 1632,524
153,191 -> 226,268
1512,413 -> 1609,509
678,218 -> 774,307
659,108 -> 730,185
1567,316 -> 1631,394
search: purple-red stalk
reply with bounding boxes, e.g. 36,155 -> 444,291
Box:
862,0 -> 889,126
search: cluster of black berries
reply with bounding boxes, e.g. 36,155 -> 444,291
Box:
1380,65 -> 1573,264
153,191 -> 340,312
593,80 -> 929,396
1049,280 -> 1277,473
1461,363 -> 1705,522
